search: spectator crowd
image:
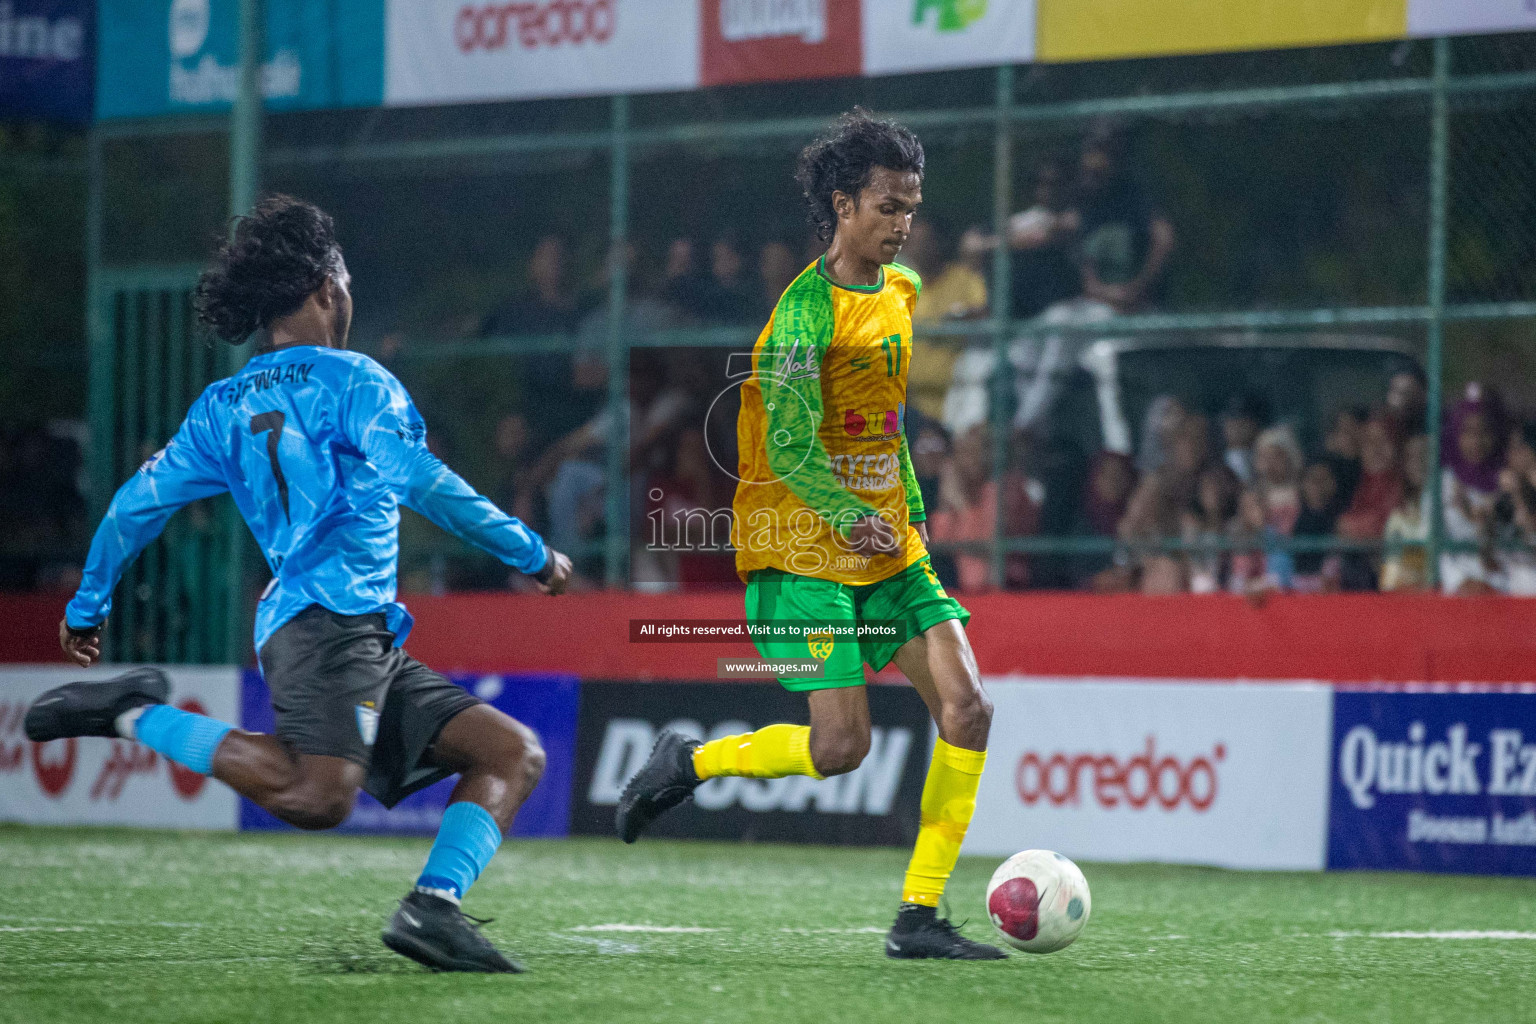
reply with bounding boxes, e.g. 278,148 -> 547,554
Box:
11,125 -> 1536,602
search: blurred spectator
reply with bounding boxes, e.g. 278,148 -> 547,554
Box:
1006,156 -> 1083,320
533,349 -> 692,581
1182,463 -> 1240,594
660,237 -> 708,322
487,413 -> 537,526
1386,368 -> 1428,435
1292,461 -> 1346,592
1439,384 -> 1506,595
481,234 -> 580,336
479,234 -> 588,446
1492,422 -> 1536,595
757,240 -> 800,319
637,429 -> 736,591
1219,392 -> 1270,485
0,420 -> 87,590
1381,433 -> 1432,592
1072,450 -> 1137,590
1337,413 -> 1406,591
575,242 -> 686,402
1251,426 -> 1303,538
1322,406 -> 1368,506
696,236 -> 755,324
928,423 -> 1039,591
1120,413 -> 1208,593
1136,395 -> 1188,475
1075,126 -> 1176,315
907,220 -> 980,423
906,410 -> 957,584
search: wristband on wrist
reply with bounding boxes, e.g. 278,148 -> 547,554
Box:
532,544 -> 556,584
65,620 -> 102,638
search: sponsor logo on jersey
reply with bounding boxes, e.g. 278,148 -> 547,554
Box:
829,452 -> 899,492
848,355 -> 872,371
842,402 -> 905,440
913,0 -> 987,32
780,338 -> 820,381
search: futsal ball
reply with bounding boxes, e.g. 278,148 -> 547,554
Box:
985,849 -> 1091,953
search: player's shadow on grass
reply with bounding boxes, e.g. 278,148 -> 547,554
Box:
301,931 -> 423,975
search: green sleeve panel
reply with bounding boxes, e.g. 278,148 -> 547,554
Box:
758,274 -> 876,536
888,261 -> 922,298
899,431 -> 926,522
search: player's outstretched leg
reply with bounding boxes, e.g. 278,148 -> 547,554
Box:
885,619 -> 1006,961
25,668 -> 173,741
383,704 -> 544,973
25,668 -> 235,776
616,722 -> 830,842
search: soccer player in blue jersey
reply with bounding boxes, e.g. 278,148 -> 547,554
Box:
24,196 -> 571,973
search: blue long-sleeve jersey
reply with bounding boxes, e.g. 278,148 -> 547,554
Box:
66,345 -> 550,654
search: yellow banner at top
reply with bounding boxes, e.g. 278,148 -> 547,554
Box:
1036,0 -> 1409,63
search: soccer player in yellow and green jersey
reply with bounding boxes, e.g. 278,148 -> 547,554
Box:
617,109 -> 1004,961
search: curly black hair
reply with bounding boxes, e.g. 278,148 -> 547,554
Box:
194,195 -> 344,345
794,108 -> 925,243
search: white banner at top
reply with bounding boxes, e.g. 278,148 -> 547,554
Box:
1408,0 -> 1536,37
862,0 -> 1036,77
385,0 -> 702,107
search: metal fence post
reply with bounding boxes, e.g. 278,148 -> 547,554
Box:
222,0 -> 265,661
990,64 -> 1015,587
604,94 -> 631,588
84,128 -> 114,658
1425,37 -> 1450,590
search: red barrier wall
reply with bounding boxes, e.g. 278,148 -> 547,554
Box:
7,591 -> 1536,685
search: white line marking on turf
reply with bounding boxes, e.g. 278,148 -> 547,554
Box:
779,927 -> 887,934
0,926 -> 89,933
569,924 -> 720,933
1329,930 -> 1536,941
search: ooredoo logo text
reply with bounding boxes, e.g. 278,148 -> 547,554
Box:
455,0 -> 615,52
1015,736 -> 1225,812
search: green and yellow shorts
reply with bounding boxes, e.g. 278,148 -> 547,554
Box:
744,556 -> 971,692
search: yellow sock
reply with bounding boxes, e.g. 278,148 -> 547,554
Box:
901,738 -> 987,907
692,724 -> 823,780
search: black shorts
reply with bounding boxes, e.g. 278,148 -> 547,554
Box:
257,604 -> 482,808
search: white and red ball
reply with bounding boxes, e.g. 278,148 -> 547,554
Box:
985,849 -> 1091,953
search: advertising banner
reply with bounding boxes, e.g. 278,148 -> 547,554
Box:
0,0 -> 92,122
239,670 -> 578,837
385,0 -> 700,107
0,665 -> 240,830
95,0 -> 384,120
1328,692 -> 1536,876
572,681 -> 930,845
702,0 -> 861,87
1034,0 -> 1403,63
965,679 -> 1334,870
862,0 -> 1034,77
1408,0 -> 1536,38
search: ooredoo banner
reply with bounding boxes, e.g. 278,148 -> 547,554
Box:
0,665 -> 240,829
1328,692 -> 1536,876
385,0 -> 701,106
965,679 -> 1335,871
862,0 -> 1035,77
239,669 -> 579,837
571,681 -> 931,845
0,0 -> 93,122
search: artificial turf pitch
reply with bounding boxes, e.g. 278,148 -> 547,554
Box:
0,826 -> 1532,1024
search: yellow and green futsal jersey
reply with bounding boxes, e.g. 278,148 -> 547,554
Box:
733,256 -> 970,690
732,256 -> 930,584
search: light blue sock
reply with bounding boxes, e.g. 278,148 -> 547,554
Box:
133,703 -> 235,776
416,802 -> 503,901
